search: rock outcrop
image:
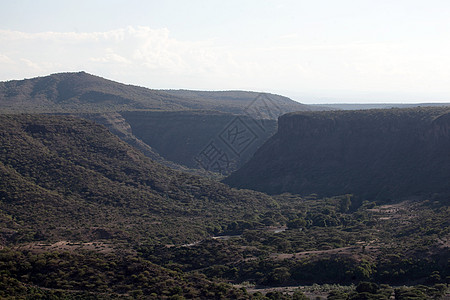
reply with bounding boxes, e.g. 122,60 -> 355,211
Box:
224,107 -> 450,201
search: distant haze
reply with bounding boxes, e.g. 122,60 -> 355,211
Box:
1,0 -> 450,104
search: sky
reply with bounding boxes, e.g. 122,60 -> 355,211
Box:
1,0 -> 450,104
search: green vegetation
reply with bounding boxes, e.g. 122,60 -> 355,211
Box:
0,248 -> 254,299
138,195 -> 449,287
0,114 -> 278,246
327,282 -> 448,299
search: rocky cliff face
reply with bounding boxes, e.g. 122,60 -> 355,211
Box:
430,112 -> 450,139
121,110 -> 277,172
224,107 -> 450,201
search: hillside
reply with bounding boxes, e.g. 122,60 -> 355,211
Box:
224,107 -> 450,200
0,114 -> 277,246
162,89 -> 316,117
0,72 -> 205,112
0,72 -> 313,118
0,114 -> 277,298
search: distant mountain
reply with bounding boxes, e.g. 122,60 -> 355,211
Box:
224,107 -> 450,201
162,89 -> 317,117
0,72 -> 315,118
0,71 -> 213,112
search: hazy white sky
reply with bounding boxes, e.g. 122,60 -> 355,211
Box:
1,0 -> 450,103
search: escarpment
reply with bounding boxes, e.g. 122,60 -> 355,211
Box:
224,107 -> 450,201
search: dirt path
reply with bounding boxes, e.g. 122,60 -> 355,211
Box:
271,244 -> 379,260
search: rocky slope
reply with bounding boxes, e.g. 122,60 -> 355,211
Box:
224,107 -> 450,200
